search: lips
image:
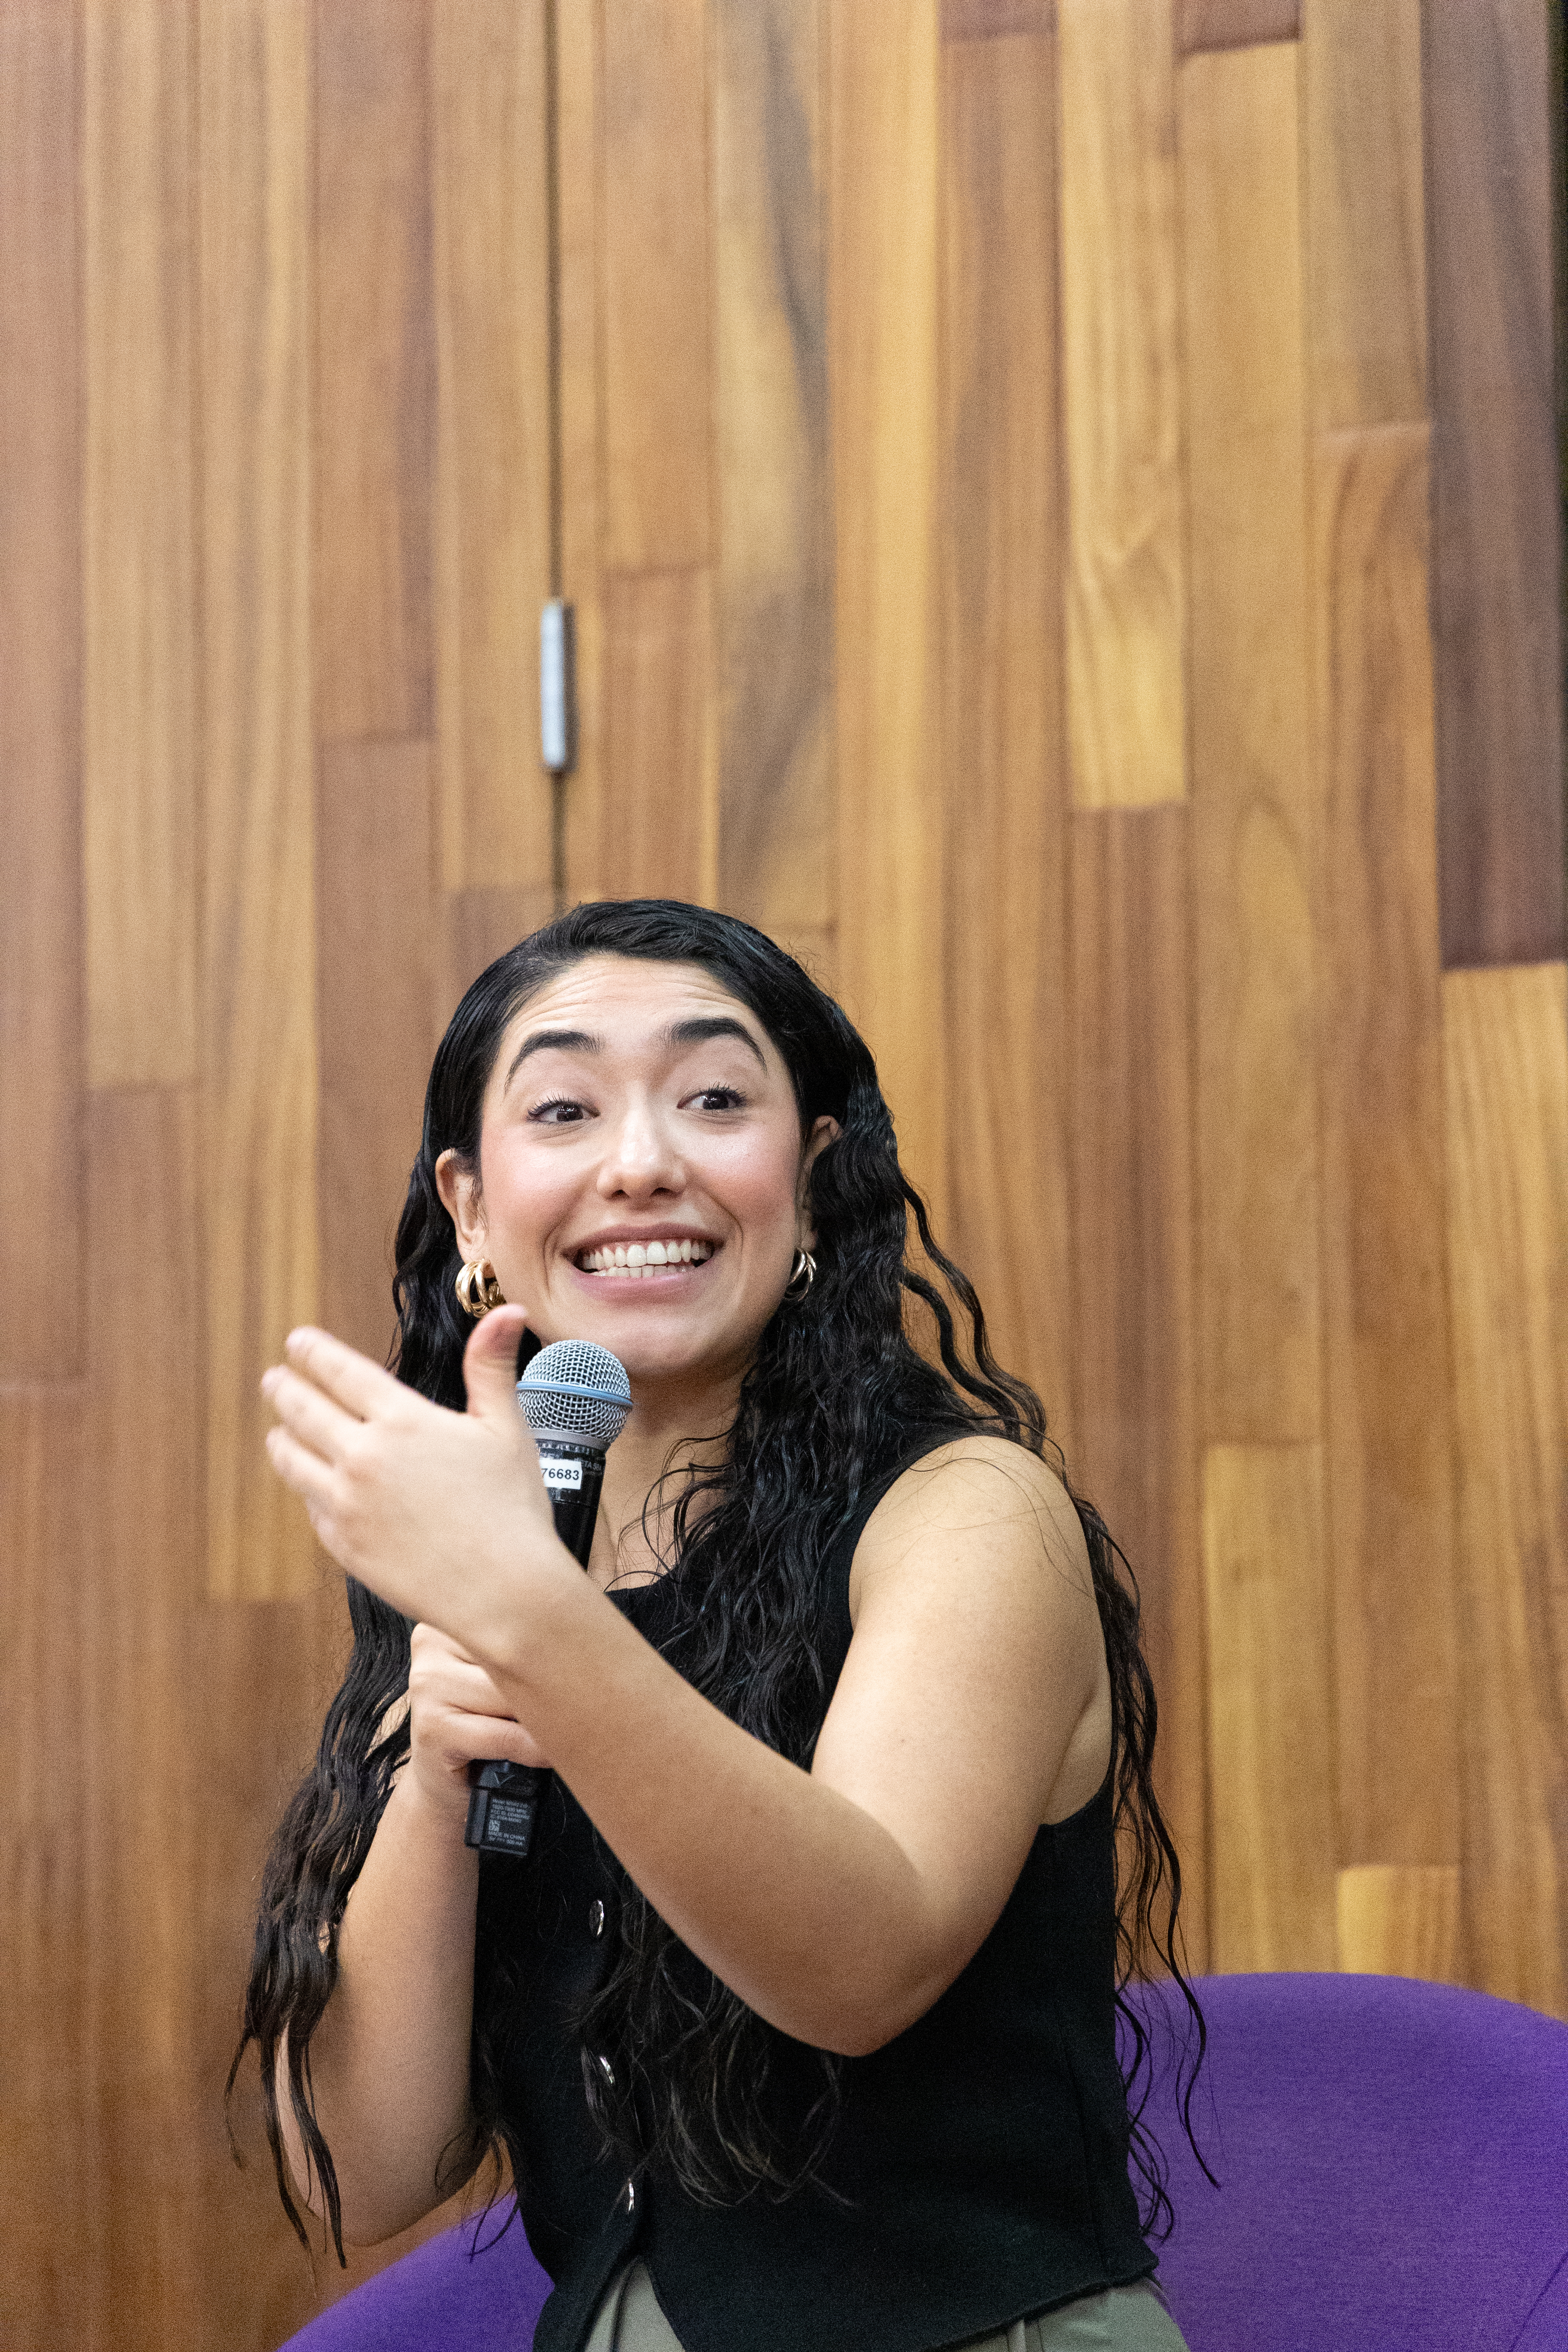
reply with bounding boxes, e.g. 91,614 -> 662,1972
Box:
575,1237 -> 716,1277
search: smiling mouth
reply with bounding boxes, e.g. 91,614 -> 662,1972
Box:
576,1239 -> 717,1278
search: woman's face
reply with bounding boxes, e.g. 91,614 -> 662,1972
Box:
437,955 -> 835,1394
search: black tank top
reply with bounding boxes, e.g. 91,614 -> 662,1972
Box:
481,1435 -> 1156,2352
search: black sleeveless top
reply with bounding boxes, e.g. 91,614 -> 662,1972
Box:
480,1437 -> 1155,2352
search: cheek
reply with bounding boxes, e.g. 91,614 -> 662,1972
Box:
708,1130 -> 804,1235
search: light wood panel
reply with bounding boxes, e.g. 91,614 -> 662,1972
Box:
557,0 -> 606,900
1427,0 -> 1565,968
940,0 -> 1052,34
1336,1864 -> 1461,1982
713,0 -> 835,960
600,569 -> 715,904
1059,0 -> 1185,811
1182,41 -> 1320,1444
829,0 -> 946,1222
0,0 -> 82,1382
1176,0 -> 1298,52
1445,963 -> 1568,2015
1315,424 -> 1458,1876
314,0 -> 433,742
940,23 -> 1072,1426
1070,810 -> 1207,1962
199,0 -> 319,1601
1204,1442 -> 1337,1972
83,0 -> 198,1089
432,0 -> 554,893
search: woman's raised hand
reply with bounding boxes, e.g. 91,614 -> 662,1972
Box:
260,1306 -> 576,1661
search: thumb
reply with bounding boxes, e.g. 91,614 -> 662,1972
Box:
462,1305 -> 530,1429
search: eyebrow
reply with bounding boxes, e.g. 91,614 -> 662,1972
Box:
502,1013 -> 767,1094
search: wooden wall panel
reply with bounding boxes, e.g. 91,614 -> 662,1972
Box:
1337,1863 -> 1460,1982
1204,1442 -> 1337,1972
940,0 -> 1051,36
1445,964 -> 1568,2015
1176,0 -> 1299,53
557,0 -> 606,901
600,569 -> 715,903
432,0 -> 553,894
940,24 -> 1072,1425
83,0 -> 198,1089
1059,0 -> 1185,810
1069,810 -> 1207,1961
1182,42 -> 1321,1444
199,0 -> 319,1602
0,0 -> 81,1381
314,0 -> 434,742
1427,0 -> 1565,968
713,0 -> 835,968
829,0 -> 946,1221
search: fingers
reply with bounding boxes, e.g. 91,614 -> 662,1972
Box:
261,1361 -> 359,1464
264,1421 -> 337,1514
462,1306 -> 530,1424
282,1325 -> 401,1419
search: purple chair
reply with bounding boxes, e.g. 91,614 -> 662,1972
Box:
282,1973 -> 1568,2350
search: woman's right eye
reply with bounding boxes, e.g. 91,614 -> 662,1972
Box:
528,1095 -> 593,1126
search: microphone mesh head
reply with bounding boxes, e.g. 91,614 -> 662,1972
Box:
517,1340 -> 633,1446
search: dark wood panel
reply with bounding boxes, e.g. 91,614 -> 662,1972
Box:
1069,810 -> 1207,1966
557,0 -> 606,899
940,28 -> 1074,1433
1176,0 -> 1298,55
442,884 -> 557,1032
0,0 -> 81,1381
319,743 -> 436,1367
1427,0 -> 1565,966
1316,425 -> 1458,1875
315,0 -> 434,741
940,0 -> 1052,39
601,567 -> 714,901
713,0 -> 835,949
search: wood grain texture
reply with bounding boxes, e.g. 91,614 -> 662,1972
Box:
558,0 -> 606,899
829,0 -> 947,1222
314,0 -> 434,741
599,569 -> 715,903
940,24 -> 1072,1430
941,0 -> 1053,37
1070,810 -> 1207,1962
1182,43 -> 1321,1443
0,1390 -> 91,2349
1444,964 -> 1568,2015
1427,0 -> 1565,967
1176,0 -> 1298,55
602,0 -> 711,573
713,0 -> 835,948
1060,0 -> 1186,809
83,0 -> 198,1088
319,744 -> 435,1367
199,0 -> 319,1601
1302,0 -> 1426,430
0,0 -> 81,1382
432,0 -> 553,893
441,885 -> 558,1034
1336,1863 -> 1461,1982
1204,1442 -> 1337,1971
1316,424 -> 1457,1867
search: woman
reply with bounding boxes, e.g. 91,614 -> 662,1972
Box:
241,899 -> 1201,2352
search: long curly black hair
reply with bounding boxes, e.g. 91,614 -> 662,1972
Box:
232,898 -> 1205,2259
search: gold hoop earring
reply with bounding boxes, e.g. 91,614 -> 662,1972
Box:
783,1248 -> 816,1304
455,1258 -> 505,1318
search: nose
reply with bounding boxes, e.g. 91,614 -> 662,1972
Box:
594,1089 -> 685,1204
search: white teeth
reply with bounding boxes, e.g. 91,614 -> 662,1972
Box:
627,1243 -> 646,1268
577,1239 -> 714,1274
647,1240 -> 668,1265
614,1244 -> 628,1268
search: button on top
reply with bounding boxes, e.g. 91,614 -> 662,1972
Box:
588,1898 -> 606,1938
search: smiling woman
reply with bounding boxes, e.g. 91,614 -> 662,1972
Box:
237,900 -> 1202,2352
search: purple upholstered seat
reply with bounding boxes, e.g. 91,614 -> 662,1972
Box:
282,1972 -> 1568,2350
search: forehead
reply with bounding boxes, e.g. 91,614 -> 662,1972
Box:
493,954 -> 780,1071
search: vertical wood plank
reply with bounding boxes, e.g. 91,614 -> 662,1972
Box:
829,0 -> 946,1220
1059,0 -> 1186,810
1070,810 -> 1207,1963
713,0 -> 835,961
0,1393 -> 91,2350
314,0 -> 435,741
319,743 -> 436,1366
601,0 -> 711,573
1336,1864 -> 1461,1983
199,0 -> 319,1600
432,0 -> 554,893
1302,0 -> 1426,431
1182,42 -> 1321,1442
1176,0 -> 1298,52
1204,1442 -> 1337,1971
941,0 -> 1051,31
1427,0 -> 1565,968
558,0 -> 606,900
1316,424 -> 1458,1876
83,0 -> 198,1088
0,0 -> 82,1381
1445,964 -> 1568,2016
600,570 -> 714,903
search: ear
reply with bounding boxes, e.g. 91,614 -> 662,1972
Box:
796,1115 -> 839,1251
435,1148 -> 488,1260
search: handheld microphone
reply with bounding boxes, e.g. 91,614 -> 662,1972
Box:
464,1339 -> 633,1859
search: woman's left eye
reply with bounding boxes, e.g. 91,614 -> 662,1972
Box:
687,1085 -> 745,1113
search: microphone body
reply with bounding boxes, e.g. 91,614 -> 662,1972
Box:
464,1341 -> 631,1859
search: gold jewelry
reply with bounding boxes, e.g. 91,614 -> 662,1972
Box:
784,1248 -> 817,1303
455,1258 -> 505,1317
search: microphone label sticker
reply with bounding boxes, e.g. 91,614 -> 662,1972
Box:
541,1457 -> 584,1492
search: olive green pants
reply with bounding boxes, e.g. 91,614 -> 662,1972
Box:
585,2259 -> 1191,2352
